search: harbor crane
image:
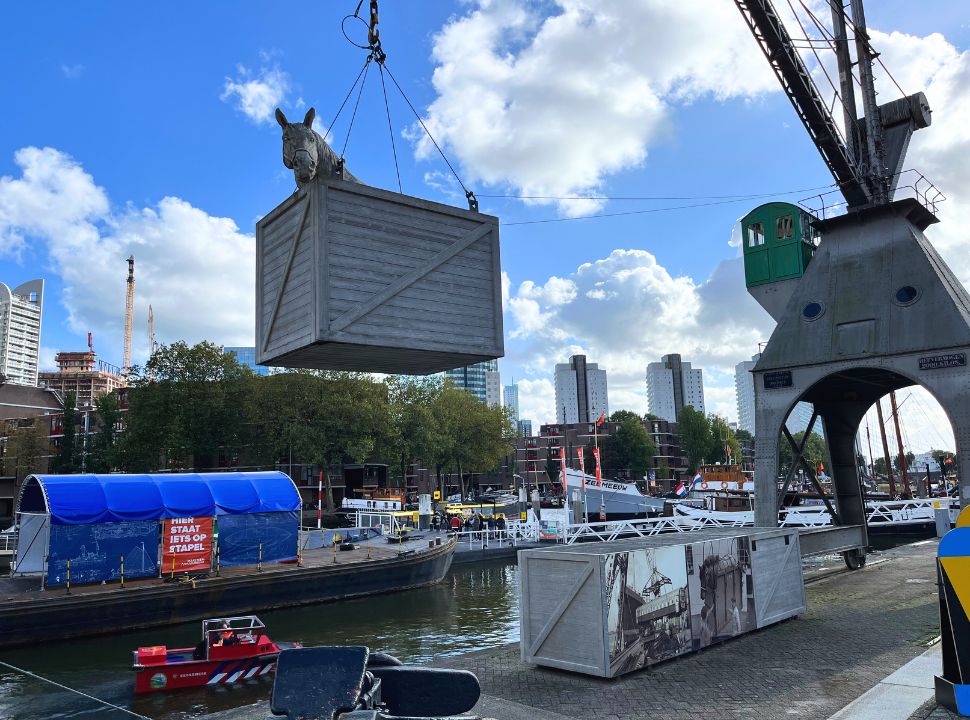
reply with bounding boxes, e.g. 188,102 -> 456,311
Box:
733,0 -> 969,569
122,255 -> 135,375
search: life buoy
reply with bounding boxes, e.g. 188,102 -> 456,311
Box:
701,482 -> 709,490
721,482 -> 728,490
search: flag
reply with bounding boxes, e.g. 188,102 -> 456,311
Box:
560,449 -> 567,495
593,447 -> 602,486
674,481 -> 687,497
692,472 -> 703,487
726,444 -> 732,457
596,412 -> 606,427
577,447 -> 586,491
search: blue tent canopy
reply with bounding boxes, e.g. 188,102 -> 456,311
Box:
19,472 -> 301,525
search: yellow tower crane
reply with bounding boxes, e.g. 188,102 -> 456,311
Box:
123,255 -> 134,375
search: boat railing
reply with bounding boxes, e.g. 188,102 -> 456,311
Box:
560,514 -> 747,546
0,534 -> 16,554
451,521 -> 540,549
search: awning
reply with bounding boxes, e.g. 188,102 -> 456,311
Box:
18,472 -> 301,525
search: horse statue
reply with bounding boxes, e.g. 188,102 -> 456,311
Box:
275,107 -> 359,188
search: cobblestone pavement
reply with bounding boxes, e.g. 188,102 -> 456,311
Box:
910,699 -> 960,720
441,541 -> 942,720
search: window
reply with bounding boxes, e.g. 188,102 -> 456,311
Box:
747,223 -> 765,247
776,214 -> 793,239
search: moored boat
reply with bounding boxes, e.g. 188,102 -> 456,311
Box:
563,468 -> 665,521
133,616 -> 298,693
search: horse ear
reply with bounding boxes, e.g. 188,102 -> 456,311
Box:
303,107 -> 316,128
275,108 -> 288,128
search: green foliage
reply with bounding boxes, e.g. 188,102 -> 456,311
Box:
644,413 -> 664,422
3,419 -> 51,478
609,410 -> 641,424
734,428 -> 753,444
52,392 -> 78,473
873,456 -> 889,476
113,342 -> 514,495
656,459 -> 671,480
116,341 -> 253,471
87,392 -> 121,473
600,419 -> 656,478
707,416 -> 741,465
677,406 -> 711,473
778,431 -> 828,475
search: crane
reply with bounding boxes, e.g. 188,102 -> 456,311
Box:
123,255 -> 135,375
147,303 -> 156,356
734,0 -> 932,209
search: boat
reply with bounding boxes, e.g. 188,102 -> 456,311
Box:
563,468 -> 665,521
132,615 -> 298,693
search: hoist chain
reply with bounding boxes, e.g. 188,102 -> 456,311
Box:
367,0 -> 386,64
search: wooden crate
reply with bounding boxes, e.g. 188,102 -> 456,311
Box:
519,527 -> 804,678
256,179 -> 503,374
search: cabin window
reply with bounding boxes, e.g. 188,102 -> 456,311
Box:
776,214 -> 793,239
747,223 -> 765,247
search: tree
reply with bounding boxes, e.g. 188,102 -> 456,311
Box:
656,459 -> 671,480
873,456 -> 889,476
384,376 -> 441,486
87,392 -> 121,473
677,406 -> 711,472
600,419 -> 656,479
116,342 -> 253,471
609,410 -> 641,424
3,419 -> 51,479
735,428 -> 753,444
707,416 -> 741,465
52,392 -> 78,473
778,431 -> 828,476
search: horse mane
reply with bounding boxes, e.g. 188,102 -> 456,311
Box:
313,131 -> 359,183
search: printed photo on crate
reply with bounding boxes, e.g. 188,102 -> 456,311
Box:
686,536 -> 756,649
605,546 -> 692,676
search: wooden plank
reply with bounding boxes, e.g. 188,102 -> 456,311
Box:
335,322 -> 497,352
326,219 -> 491,261
327,229 -> 492,271
489,226 -> 504,352
328,280 -> 493,313
317,182 -> 329,337
528,564 -> 595,656
257,190 -> 304,228
261,192 -> 311,352
350,309 -> 497,337
329,249 -> 494,286
328,222 -> 495,334
328,199 -> 477,242
327,178 -> 498,225
328,294 -> 495,325
360,302 -> 496,331
328,273 -> 492,305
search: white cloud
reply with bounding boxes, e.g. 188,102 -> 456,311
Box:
517,377 -> 555,426
61,64 -> 84,79
0,147 -> 255,367
221,64 -> 292,125
38,346 -> 58,373
417,0 -> 779,216
504,247 -> 774,424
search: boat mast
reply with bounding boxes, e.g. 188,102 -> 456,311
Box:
888,391 -> 913,499
875,399 -> 897,498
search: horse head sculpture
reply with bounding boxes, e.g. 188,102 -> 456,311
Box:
275,107 -> 357,188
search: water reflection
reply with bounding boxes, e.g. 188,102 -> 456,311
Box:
0,560 -> 520,720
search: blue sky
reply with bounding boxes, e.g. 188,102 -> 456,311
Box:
1,1 -> 967,451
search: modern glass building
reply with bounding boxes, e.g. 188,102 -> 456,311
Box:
225,346 -> 270,376
0,279 -> 43,386
504,383 -> 520,423
444,359 -> 500,406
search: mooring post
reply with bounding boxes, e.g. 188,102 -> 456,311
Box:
171,553 -> 176,580
258,543 -> 263,572
120,555 -> 125,589
216,545 -> 220,576
66,559 -> 71,595
333,541 -> 338,564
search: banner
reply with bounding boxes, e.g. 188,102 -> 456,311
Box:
560,449 -> 567,496
577,447 -> 585,491
47,519 -> 159,586
162,516 -> 213,574
218,511 -> 299,567
593,447 -> 602,486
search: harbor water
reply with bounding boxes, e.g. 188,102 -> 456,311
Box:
0,559 -> 520,720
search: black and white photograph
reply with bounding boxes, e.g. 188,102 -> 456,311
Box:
687,537 -> 756,649
605,546 -> 691,675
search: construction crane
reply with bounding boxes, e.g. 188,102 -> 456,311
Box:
734,0 -> 932,209
123,255 -> 135,375
147,304 -> 156,356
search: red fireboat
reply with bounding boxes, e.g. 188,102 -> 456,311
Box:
133,615 -> 299,693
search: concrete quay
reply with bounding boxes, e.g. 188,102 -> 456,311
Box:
442,539 -> 944,720
214,539 -> 948,720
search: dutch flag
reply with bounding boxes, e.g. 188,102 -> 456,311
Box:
674,481 -> 687,497
692,472 -> 703,487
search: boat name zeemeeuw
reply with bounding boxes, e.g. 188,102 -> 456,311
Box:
919,353 -> 967,370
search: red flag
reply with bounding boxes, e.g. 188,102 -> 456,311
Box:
560,449 -> 567,495
577,447 -> 585,491
596,412 -> 606,427
593,447 -> 602,486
